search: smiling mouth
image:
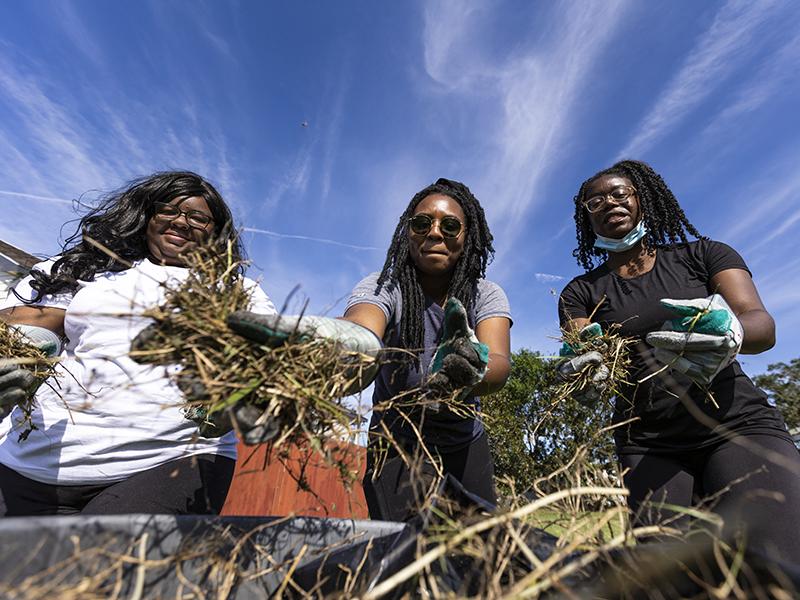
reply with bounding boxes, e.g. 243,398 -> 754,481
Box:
164,231 -> 191,242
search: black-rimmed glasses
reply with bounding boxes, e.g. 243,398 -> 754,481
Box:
582,185 -> 637,213
153,202 -> 214,229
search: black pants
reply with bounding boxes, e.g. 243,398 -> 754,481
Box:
0,454 -> 235,516
363,432 -> 496,522
621,434 -> 800,565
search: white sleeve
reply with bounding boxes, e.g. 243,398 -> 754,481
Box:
243,278 -> 278,316
0,259 -> 73,311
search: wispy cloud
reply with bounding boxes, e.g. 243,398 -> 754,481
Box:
693,32 -> 800,153
619,0 -> 783,158
421,0 -> 631,248
319,58 -> 351,204
52,1 -> 105,67
534,273 -> 564,284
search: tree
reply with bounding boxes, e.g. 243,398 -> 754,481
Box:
482,349 -> 615,494
753,358 -> 800,431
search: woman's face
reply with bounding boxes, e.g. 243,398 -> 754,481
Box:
146,195 -> 215,266
407,193 -> 466,277
584,175 -> 641,239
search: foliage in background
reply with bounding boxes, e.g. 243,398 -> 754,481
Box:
753,358 -> 800,431
483,349 -> 616,495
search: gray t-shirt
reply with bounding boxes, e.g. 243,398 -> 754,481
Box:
346,272 -> 512,451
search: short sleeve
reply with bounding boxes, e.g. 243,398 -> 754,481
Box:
345,272 -> 397,321
474,280 -> 512,325
243,278 -> 278,316
0,259 -> 73,311
703,240 -> 750,278
558,279 -> 590,327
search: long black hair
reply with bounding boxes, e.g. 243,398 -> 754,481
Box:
25,171 -> 243,302
572,160 -> 704,271
377,177 -> 494,352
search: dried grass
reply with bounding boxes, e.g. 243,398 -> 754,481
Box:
555,322 -> 635,406
128,242 -> 374,488
0,320 -> 59,440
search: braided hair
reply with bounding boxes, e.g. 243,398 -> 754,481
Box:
572,160 -> 705,271
24,171 -> 244,303
377,178 -> 494,353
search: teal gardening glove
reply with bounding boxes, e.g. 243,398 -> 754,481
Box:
424,298 -> 489,412
646,294 -> 743,386
0,324 -> 62,422
557,323 -> 610,404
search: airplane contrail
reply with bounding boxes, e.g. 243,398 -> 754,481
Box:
242,227 -> 380,251
0,190 -> 73,204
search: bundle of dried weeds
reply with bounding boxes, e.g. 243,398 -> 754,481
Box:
342,445 -> 796,600
0,320 -> 59,440
129,242 -> 373,487
555,322 -> 635,406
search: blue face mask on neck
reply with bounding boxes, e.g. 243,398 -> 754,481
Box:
594,220 -> 647,253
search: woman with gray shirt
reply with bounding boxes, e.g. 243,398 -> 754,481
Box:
343,178 -> 512,521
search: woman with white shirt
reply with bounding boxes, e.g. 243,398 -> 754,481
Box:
0,171 -> 276,515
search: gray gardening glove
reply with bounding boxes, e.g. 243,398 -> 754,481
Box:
225,311 -> 383,444
557,323 -> 610,404
646,295 -> 743,386
0,325 -> 62,421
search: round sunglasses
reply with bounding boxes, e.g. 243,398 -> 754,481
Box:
408,214 -> 464,238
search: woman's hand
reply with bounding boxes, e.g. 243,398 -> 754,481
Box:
646,294 -> 742,385
0,324 -> 63,421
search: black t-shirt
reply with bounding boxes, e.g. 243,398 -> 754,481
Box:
559,240 -> 789,454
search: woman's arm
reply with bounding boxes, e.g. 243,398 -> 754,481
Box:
0,306 -> 66,338
711,268 -> 775,354
342,303 -> 388,340
471,316 -> 512,396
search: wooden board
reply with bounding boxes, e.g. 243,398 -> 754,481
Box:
221,440 -> 369,519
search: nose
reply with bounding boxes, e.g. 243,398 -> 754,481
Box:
426,220 -> 444,240
170,212 -> 191,229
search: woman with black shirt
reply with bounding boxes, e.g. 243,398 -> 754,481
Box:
558,160 -> 800,564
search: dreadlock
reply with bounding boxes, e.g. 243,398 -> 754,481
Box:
376,178 -> 494,354
572,159 -> 705,271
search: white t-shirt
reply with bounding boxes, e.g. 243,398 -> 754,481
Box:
0,258 -> 277,485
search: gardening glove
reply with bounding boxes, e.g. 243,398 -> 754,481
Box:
557,323 -> 610,404
183,402 -> 281,445
226,312 -> 382,444
230,312 -> 381,392
0,325 -> 62,421
423,298 -> 489,412
646,294 -> 743,386
227,311 -> 382,387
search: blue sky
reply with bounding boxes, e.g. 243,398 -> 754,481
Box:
1,0 -> 799,379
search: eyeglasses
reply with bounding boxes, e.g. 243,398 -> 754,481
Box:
153,201 -> 214,229
582,185 -> 637,213
408,214 -> 464,238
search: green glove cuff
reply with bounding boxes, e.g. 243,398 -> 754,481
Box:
559,322 -> 602,357
670,309 -> 731,336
